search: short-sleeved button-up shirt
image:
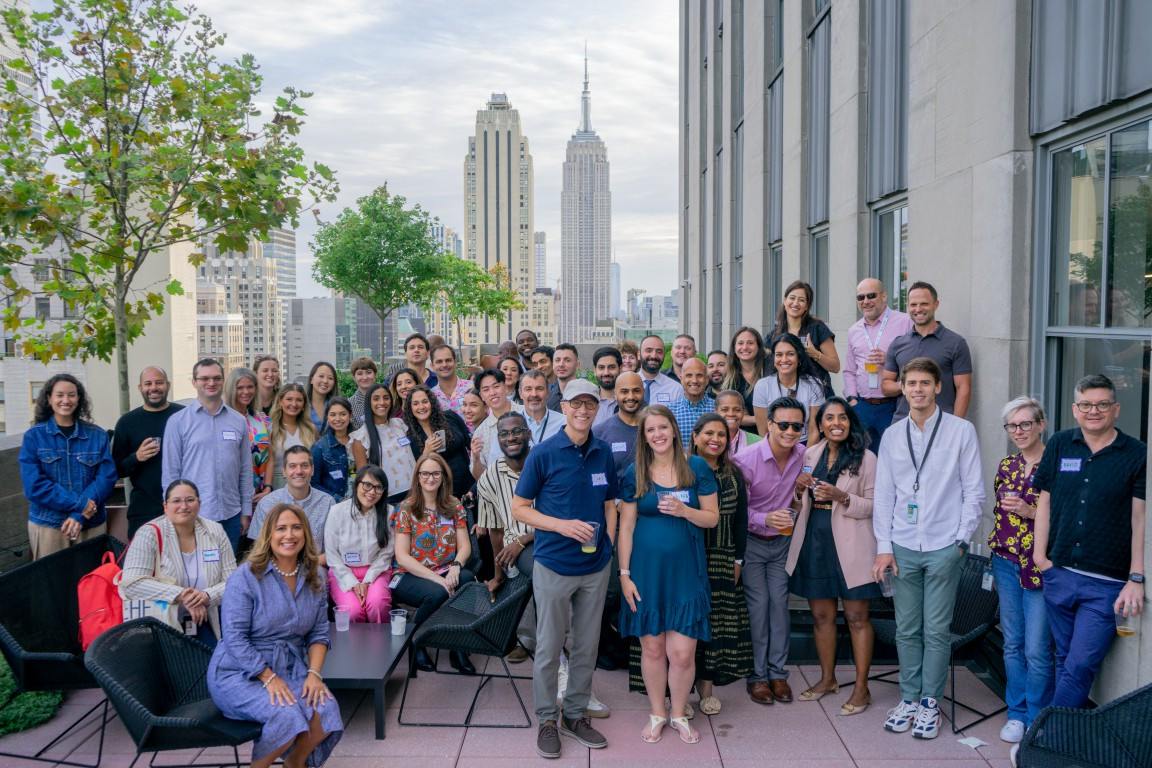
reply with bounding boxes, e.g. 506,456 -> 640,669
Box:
669,394 -> 716,449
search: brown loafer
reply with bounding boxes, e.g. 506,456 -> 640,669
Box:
769,679 -> 793,703
746,681 -> 775,705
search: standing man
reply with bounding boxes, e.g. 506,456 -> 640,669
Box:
521,370 -> 564,446
1033,374 -> 1145,709
470,368 -> 524,477
705,349 -> 728,398
881,282 -> 973,422
872,358 -> 984,740
248,445 -> 333,563
399,333 -> 438,388
162,358 -> 253,552
545,344 -> 580,411
430,344 -> 472,415
591,346 -> 620,427
592,372 -> 644,483
532,346 -> 557,387
637,334 -> 684,406
844,278 -> 913,446
517,329 -> 541,369
113,366 -> 186,538
666,334 -> 697,383
347,356 -> 378,427
733,397 -> 808,706
670,358 -> 716,449
513,379 -> 616,758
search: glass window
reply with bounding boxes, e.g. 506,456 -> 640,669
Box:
810,230 -> 829,318
767,244 -> 783,326
875,203 -> 909,310
1107,121 -> 1152,328
731,258 -> 743,329
1047,336 -> 1149,436
34,297 -> 50,320
1050,136 -> 1106,327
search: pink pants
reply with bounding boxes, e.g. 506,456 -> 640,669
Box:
328,566 -> 393,623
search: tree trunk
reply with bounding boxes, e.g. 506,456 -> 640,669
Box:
379,311 -> 387,361
114,271 -> 130,415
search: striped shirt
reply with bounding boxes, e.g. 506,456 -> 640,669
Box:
476,457 -> 532,539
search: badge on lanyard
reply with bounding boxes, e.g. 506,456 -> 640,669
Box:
982,562 -> 995,591
906,502 -> 918,524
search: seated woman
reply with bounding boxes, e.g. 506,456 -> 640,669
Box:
350,383 -> 415,505
209,503 -> 342,768
324,466 -> 394,623
391,453 -> 476,675
120,479 -> 237,648
618,405 -> 719,745
311,397 -> 355,502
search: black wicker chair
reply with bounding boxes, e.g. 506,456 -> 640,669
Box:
84,618 -> 262,768
1016,682 -> 1152,768
0,535 -> 125,768
870,552 -> 1007,732
398,572 -> 533,728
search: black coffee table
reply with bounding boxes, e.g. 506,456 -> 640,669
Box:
324,622 -> 415,739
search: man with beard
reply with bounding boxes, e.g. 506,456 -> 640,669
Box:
545,344 -> 581,411
591,346 -> 621,427
113,366 -> 186,537
521,370 -> 564,446
637,334 -> 684,406
706,349 -> 728,398
517,329 -> 540,369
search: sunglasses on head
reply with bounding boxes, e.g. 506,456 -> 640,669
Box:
772,420 -> 805,433
856,292 -> 879,302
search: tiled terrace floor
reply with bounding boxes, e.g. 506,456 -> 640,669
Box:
0,660 -> 1017,767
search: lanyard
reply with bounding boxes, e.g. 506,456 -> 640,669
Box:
532,411 -> 549,444
905,411 -> 942,494
863,309 -> 890,350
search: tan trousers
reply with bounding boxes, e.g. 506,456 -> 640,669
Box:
28,521 -> 108,561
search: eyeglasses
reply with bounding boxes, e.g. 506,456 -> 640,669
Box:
166,497 -> 198,506
1003,421 -> 1037,433
359,482 -> 385,494
497,427 -> 528,438
566,400 -> 599,411
194,376 -> 223,383
418,470 -> 443,480
772,420 -> 805,433
1075,401 -> 1116,413
855,292 -> 879,302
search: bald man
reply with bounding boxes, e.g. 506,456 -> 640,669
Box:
112,366 -> 186,537
669,358 -> 716,449
592,371 -> 644,482
843,278 -> 912,446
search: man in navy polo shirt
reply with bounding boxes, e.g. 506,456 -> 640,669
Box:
513,379 -> 617,759
1033,373 -> 1146,709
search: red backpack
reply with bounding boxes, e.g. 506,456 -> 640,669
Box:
77,524 -> 161,650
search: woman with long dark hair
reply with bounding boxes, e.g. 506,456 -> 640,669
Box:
402,384 -> 474,499
753,334 -> 825,442
324,466 -> 394,623
19,373 -> 117,559
311,397 -> 355,501
766,280 -> 840,396
389,368 -> 420,419
499,356 -> 523,404
721,326 -> 767,434
305,361 -> 338,433
786,397 -> 879,716
350,382 -> 414,504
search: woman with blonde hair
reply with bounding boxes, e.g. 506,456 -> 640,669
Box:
226,367 -> 272,508
267,383 -> 318,490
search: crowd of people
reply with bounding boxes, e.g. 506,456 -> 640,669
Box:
17,277 -> 1146,764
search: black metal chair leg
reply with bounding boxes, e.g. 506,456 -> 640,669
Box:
0,697 -> 110,768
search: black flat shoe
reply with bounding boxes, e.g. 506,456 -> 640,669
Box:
449,650 -> 476,675
414,647 -> 435,672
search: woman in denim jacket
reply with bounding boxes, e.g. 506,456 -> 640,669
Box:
19,374 -> 117,560
311,397 -> 355,502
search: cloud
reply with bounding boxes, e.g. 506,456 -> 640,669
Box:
194,0 -> 680,301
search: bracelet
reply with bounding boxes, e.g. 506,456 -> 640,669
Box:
307,668 -> 324,681
618,568 -> 631,577
448,561 -> 462,569
261,672 -> 277,688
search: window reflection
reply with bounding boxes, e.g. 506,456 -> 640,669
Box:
1051,337 -> 1150,437
1050,136 -> 1106,327
1107,122 -> 1152,328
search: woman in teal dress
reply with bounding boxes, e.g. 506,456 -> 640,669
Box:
618,404 -> 719,745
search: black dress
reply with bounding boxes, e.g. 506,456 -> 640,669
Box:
407,410 -> 475,499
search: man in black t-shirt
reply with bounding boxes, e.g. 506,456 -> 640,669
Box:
112,367 -> 185,537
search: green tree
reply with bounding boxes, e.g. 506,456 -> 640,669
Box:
0,0 -> 338,413
438,260 -> 524,345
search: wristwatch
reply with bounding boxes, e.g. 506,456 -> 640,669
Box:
1129,572 -> 1145,584
955,540 -> 970,554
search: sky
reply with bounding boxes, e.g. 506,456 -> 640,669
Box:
193,0 -> 681,301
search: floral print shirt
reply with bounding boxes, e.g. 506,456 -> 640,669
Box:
391,498 -> 468,573
246,412 -> 272,494
987,453 -> 1043,589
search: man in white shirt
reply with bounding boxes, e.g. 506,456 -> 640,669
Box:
871,357 -> 984,740
637,334 -> 684,406
470,368 -> 524,478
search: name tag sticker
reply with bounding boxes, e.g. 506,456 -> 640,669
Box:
591,473 -> 608,487
1060,458 -> 1082,472
202,549 -> 220,563
611,442 -> 628,453
221,430 -> 239,441
344,552 -> 361,565
673,490 -> 691,503
329,470 -> 344,480
397,437 -> 411,447
656,393 -> 671,403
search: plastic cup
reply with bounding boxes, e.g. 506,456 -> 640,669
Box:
864,361 -> 878,373
1116,607 -> 1136,637
582,521 -> 601,554
152,436 -> 163,449
880,567 -> 895,598
334,606 -> 351,632
390,609 -> 407,636
778,508 -> 799,536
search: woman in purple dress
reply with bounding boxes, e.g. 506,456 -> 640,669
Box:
209,503 -> 342,768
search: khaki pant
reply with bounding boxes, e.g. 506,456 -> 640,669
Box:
28,521 -> 108,561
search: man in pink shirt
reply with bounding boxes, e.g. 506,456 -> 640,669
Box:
732,396 -> 808,705
844,278 -> 913,446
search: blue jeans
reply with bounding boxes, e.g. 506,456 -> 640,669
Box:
991,555 -> 1054,725
851,398 -> 897,449
218,514 -> 242,556
1043,565 -> 1122,708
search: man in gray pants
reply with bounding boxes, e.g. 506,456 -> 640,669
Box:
732,396 -> 809,704
513,379 -> 619,759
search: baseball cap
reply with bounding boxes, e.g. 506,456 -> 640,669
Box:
561,379 -> 600,402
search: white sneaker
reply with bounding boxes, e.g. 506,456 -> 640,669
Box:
884,700 -> 919,733
585,691 -> 610,718
999,719 -> 1026,743
556,655 -> 568,702
912,697 -> 940,739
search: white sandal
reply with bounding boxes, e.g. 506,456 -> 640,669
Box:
669,715 -> 700,744
642,713 -> 667,743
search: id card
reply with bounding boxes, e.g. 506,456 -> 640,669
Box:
1059,458 -> 1082,472
344,552 -> 362,565
389,572 -> 403,589
672,490 -> 691,503
182,617 -> 197,636
868,372 -> 879,388
906,502 -> 918,524
329,469 -> 344,479
656,393 -> 671,403
982,564 -> 995,591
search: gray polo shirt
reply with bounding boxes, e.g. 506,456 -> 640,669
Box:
884,322 -> 974,420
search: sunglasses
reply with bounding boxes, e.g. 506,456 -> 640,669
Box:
856,292 -> 879,302
772,420 -> 805,433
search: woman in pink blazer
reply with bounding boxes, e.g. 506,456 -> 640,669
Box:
786,396 -> 880,716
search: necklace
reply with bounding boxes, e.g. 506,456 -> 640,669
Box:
274,562 -> 299,578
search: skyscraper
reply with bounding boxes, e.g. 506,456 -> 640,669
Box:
462,93 -> 535,344
560,55 -> 612,342
198,238 -> 284,372
611,259 -> 622,319
533,231 -> 547,290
